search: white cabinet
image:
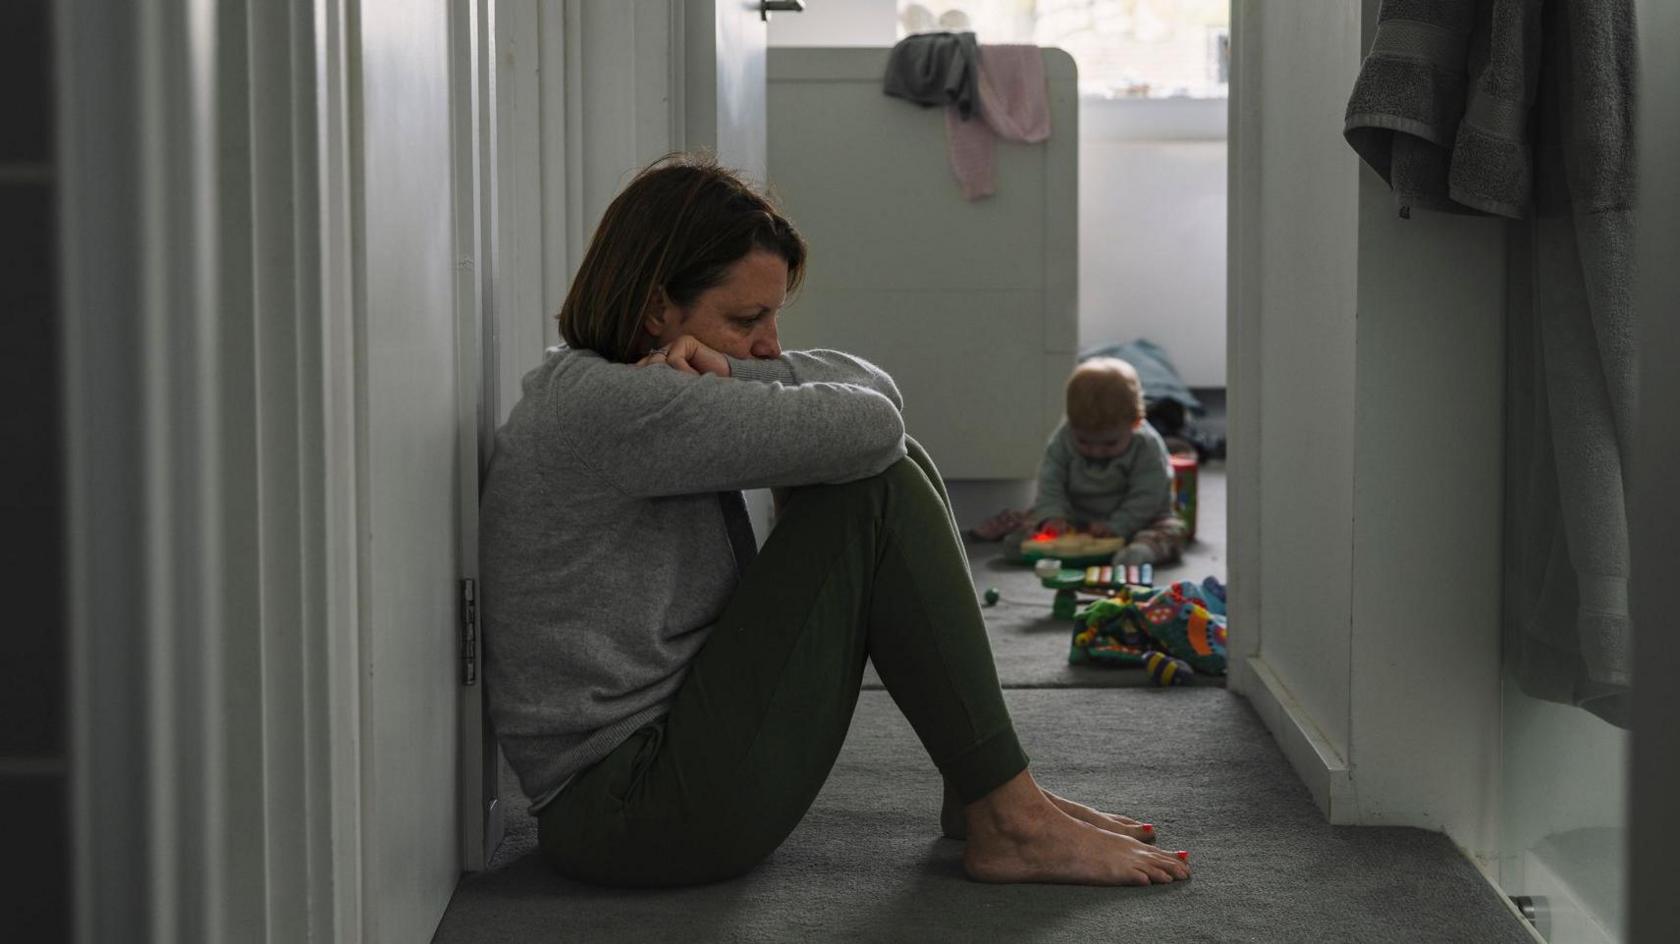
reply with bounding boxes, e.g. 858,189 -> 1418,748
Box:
767,48 -> 1079,478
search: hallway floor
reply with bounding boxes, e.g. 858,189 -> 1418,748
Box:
434,470 -> 1532,943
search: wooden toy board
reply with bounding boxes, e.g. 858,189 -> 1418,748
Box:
1010,549 -> 1117,568
1007,532 -> 1126,568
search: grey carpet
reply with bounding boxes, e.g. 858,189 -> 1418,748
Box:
436,462 -> 1526,942
863,464 -> 1228,690
433,688 -> 1528,944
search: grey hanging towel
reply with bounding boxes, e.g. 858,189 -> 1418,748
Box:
1346,0 -> 1639,728
883,31 -> 981,121
1343,0 -> 1545,220
1503,0 -> 1638,729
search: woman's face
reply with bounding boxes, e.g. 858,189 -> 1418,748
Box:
648,249 -> 787,360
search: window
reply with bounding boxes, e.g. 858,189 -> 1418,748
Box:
898,0 -> 1230,99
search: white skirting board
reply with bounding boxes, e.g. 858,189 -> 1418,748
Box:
1241,655 -> 1357,823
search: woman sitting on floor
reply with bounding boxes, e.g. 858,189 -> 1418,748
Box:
479,154 -> 1192,888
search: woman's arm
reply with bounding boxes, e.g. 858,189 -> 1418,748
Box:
556,350 -> 907,498
727,350 -> 904,412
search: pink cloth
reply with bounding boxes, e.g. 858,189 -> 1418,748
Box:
945,45 -> 1052,201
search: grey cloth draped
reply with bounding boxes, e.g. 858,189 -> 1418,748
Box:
1345,0 -> 1637,727
882,31 -> 980,120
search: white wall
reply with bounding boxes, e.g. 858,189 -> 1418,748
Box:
1236,0 -> 1361,770
358,1 -> 468,936
1232,0 -> 1511,864
768,0 -> 896,46
1079,99 -> 1227,385
1347,173 -> 1505,849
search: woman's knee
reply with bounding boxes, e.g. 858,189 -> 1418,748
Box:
770,450 -> 952,546
787,453 -> 929,509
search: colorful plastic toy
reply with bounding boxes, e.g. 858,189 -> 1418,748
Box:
1067,580 -> 1229,682
1144,651 -> 1193,686
1041,562 -> 1154,619
1068,598 -> 1151,667
1016,530 -> 1127,567
1170,450 -> 1199,540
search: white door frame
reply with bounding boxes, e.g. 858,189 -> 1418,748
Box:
449,0 -> 502,874
1224,0 -> 1262,699
453,0 -> 578,872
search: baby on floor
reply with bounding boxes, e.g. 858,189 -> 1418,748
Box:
1025,357 -> 1188,567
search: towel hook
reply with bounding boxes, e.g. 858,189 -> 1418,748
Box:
760,0 -> 805,22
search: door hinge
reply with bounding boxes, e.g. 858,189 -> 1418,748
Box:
460,577 -> 479,686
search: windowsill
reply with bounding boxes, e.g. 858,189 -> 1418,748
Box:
1080,96 -> 1228,143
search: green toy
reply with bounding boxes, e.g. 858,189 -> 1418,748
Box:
1041,563 -> 1154,619
983,587 -> 1000,606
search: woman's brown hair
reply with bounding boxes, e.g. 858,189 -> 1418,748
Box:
557,153 -> 807,362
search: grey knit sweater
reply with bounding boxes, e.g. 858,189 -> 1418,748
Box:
480,345 -> 907,809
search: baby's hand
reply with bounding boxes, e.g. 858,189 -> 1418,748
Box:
1087,522 -> 1116,538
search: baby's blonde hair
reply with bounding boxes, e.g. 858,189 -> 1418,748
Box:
1065,357 -> 1145,431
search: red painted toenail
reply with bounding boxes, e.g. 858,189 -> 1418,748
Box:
1175,850 -> 1189,860
1142,824 -> 1154,831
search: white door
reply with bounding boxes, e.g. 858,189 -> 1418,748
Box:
357,0 -> 468,938
685,0 -> 773,180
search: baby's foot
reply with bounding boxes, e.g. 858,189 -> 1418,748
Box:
1113,544 -> 1158,566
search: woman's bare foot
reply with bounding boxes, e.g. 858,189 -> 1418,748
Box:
961,770 -> 1191,886
942,782 -> 1156,843
1043,790 -> 1157,843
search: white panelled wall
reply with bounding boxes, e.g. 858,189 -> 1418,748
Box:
60,0 -> 477,940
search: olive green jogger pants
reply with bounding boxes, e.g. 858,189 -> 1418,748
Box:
537,440 -> 1029,886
